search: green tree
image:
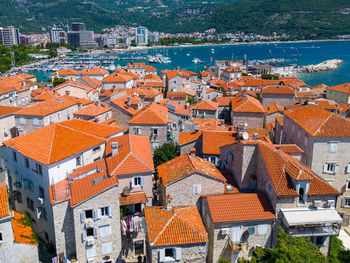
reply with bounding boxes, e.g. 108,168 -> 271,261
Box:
218,258 -> 230,263
328,236 -> 350,263
239,227 -> 328,263
261,73 -> 279,80
225,100 -> 232,124
53,77 -> 66,87
153,143 -> 178,167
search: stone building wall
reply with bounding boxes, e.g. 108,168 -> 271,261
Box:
151,243 -> 207,263
129,124 -> 168,152
231,112 -> 264,129
261,94 -> 294,107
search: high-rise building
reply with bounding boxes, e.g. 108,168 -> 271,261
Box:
0,26 -> 20,47
136,26 -> 148,45
50,26 -> 63,43
67,31 -> 80,48
71,22 -> 85,31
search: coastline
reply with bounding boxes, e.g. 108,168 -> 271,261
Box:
97,39 -> 350,54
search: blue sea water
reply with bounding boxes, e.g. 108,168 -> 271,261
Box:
32,41 -> 350,87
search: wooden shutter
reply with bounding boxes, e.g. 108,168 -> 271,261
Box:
108,207 -> 112,218
80,211 -> 86,223
82,230 -> 87,242
92,209 -> 96,221
93,227 -> 97,239
159,249 -> 165,262
175,248 -> 182,260
323,164 -> 328,173
97,208 -> 101,220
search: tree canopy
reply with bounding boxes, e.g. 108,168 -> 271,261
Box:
153,143 -> 178,168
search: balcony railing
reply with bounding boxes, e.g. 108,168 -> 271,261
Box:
286,224 -> 340,237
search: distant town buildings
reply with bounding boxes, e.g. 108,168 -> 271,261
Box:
67,22 -> 98,49
0,26 -> 20,47
136,26 -> 148,46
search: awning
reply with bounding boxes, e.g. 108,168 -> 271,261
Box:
282,209 -> 342,227
120,192 -> 148,206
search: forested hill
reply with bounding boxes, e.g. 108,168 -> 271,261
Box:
1,0 -> 350,38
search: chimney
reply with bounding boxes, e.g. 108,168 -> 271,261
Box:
252,133 -> 258,140
95,101 -> 100,107
242,91 -> 247,99
166,98 -> 169,103
165,195 -> 173,211
190,148 -> 196,157
127,96 -> 131,106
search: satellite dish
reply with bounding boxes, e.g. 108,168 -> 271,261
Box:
248,226 -> 255,235
242,131 -> 249,140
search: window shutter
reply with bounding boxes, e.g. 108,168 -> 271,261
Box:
92,209 -> 96,221
335,165 -> 340,173
159,249 -> 165,262
347,164 -> 350,174
141,177 -> 144,186
97,208 -> 102,220
82,230 -> 87,242
108,207 -> 112,218
232,226 -> 242,243
175,248 -> 182,260
93,227 -> 97,239
323,164 -> 328,173
341,198 -> 345,208
131,177 -> 135,188
80,211 -> 86,223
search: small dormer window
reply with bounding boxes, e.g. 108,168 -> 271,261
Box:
297,182 -> 309,205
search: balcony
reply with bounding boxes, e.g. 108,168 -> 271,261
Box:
286,224 -> 340,237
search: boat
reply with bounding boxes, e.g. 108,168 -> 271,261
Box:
192,57 -> 204,64
211,48 -> 215,54
186,53 -> 190,56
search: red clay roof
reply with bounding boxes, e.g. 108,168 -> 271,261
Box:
158,99 -> 191,116
120,192 -> 147,206
283,105 -> 350,137
11,211 -> 39,246
111,95 -> 141,115
0,105 -> 22,117
129,103 -> 169,125
158,154 -> 226,186
4,119 -> 122,165
69,172 -> 118,207
166,91 -> 187,99
202,131 -> 236,155
231,95 -> 265,113
205,193 -> 275,223
145,206 -> 208,246
191,100 -> 219,111
0,183 -> 9,218
102,72 -> 132,83
74,103 -> 111,117
328,83 -> 350,94
264,103 -> 285,114
179,131 -> 202,145
262,85 -> 295,95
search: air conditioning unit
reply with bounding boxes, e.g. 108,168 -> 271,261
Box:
86,238 -> 94,246
37,197 -> 44,205
313,200 -> 323,208
221,228 -> 230,235
327,200 -> 336,208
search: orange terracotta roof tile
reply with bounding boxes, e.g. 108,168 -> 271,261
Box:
242,79 -> 279,87
191,100 -> 219,111
224,66 -> 241,72
145,206 -> 208,246
129,103 -> 169,125
308,99 -> 338,111
144,73 -> 161,81
80,67 -> 108,76
158,99 -> 191,116
102,72 -> 132,83
158,154 -> 226,186
264,103 -> 285,114
327,83 -> 350,94
200,71 -> 215,77
0,105 -> 22,117
145,65 -> 157,72
205,193 -> 275,223
53,80 -> 96,94
74,102 -> 111,117
214,97 -> 232,107
166,91 -> 186,99
179,131 -> 202,145
275,116 -> 284,126
184,89 -> 196,97
120,192 -> 147,206
79,76 -> 102,89
4,119 -> 122,165
56,68 -> 80,76
11,211 -> 38,246
18,73 -> 36,80
0,85 -> 16,95
274,144 -> 303,154
0,183 -> 9,218
16,96 -> 79,116
283,105 -> 350,137
202,131 -> 237,155
32,91 -> 59,102
258,141 -> 339,196
262,85 -> 295,95
266,122 -> 275,133
70,172 -> 118,207
127,62 -> 146,68
231,95 -> 264,113
134,87 -> 161,99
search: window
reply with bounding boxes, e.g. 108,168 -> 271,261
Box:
132,176 -> 144,187
57,113 -> 61,120
134,240 -> 144,255
0,232 -> 3,242
93,146 -> 101,153
33,118 -> 39,126
38,207 -> 47,220
329,142 -> 338,153
193,184 -> 201,195
13,151 -> 17,162
86,245 -> 96,259
102,243 -> 112,255
20,117 -> 25,125
347,163 -> 350,174
76,157 -> 82,167
99,207 -> 111,218
85,209 -> 93,219
39,186 -> 45,199
134,127 -> 141,135
165,248 -> 175,259
172,123 -> 177,129
323,163 -> 337,174
344,198 -> 350,207
26,197 -> 34,211
100,225 -> 111,237
25,158 -> 29,168
258,224 -> 268,235
36,163 -> 42,175
86,227 -> 94,237
152,128 -> 158,135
